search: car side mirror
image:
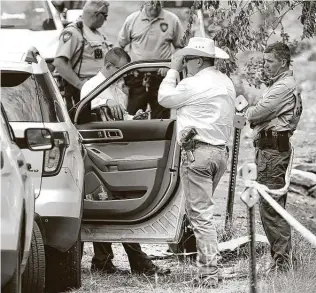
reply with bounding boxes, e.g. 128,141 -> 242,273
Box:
25,128 -> 54,151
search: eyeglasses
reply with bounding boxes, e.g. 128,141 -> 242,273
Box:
183,56 -> 213,64
146,1 -> 162,7
182,56 -> 199,64
97,12 -> 108,19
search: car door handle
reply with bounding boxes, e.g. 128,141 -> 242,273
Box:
104,129 -> 123,140
78,129 -> 123,143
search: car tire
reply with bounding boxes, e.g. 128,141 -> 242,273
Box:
22,221 -> 45,293
2,241 -> 22,293
45,234 -> 81,293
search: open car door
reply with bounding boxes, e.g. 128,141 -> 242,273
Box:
74,60 -> 185,244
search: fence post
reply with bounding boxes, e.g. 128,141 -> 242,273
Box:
241,186 -> 260,293
248,206 -> 257,293
225,95 -> 248,237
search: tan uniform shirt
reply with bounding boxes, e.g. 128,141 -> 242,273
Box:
246,70 -> 303,139
117,9 -> 184,61
55,19 -> 111,79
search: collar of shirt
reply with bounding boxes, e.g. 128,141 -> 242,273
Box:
140,8 -> 165,21
194,66 -> 217,77
269,70 -> 293,86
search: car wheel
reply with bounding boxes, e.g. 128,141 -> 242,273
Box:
22,221 -> 45,293
2,242 -> 22,293
45,234 -> 81,293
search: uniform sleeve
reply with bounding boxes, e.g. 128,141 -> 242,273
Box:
172,16 -> 185,49
246,83 -> 294,125
117,17 -> 131,48
55,27 -> 81,61
158,69 -> 195,108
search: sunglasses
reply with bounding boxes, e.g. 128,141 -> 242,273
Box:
182,56 -> 200,64
97,12 -> 108,19
183,56 -> 213,64
146,1 -> 162,7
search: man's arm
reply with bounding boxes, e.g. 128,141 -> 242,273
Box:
172,16 -> 185,49
54,28 -> 83,89
54,57 -> 84,89
158,69 -> 195,108
246,83 -> 294,125
116,17 -> 132,49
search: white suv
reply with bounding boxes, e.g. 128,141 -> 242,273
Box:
0,0 -> 64,68
0,106 -> 54,293
1,47 -> 84,293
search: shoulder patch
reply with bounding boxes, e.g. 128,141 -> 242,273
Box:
62,31 -> 72,43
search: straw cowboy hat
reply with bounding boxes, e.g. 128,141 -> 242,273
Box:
175,37 -> 229,59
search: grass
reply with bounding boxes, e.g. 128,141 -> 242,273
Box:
258,235 -> 316,293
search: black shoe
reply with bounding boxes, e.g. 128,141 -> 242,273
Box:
131,262 -> 171,276
91,262 -> 129,274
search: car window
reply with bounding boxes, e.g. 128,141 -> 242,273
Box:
84,65 -> 171,122
0,107 -> 15,142
1,0 -> 56,31
1,72 -> 43,122
37,73 -> 65,122
1,72 -> 65,123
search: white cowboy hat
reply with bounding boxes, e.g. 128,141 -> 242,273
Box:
175,37 -> 229,59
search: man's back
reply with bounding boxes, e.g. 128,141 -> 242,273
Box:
159,67 -> 236,145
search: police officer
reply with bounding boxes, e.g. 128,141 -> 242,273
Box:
116,0 -> 184,119
54,0 -> 111,112
246,42 -> 303,273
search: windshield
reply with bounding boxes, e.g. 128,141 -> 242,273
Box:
1,0 -> 56,31
1,72 -> 64,123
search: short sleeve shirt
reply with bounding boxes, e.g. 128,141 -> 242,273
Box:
117,9 -> 184,61
55,20 -> 110,78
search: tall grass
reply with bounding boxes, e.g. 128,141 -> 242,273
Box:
258,235 -> 316,293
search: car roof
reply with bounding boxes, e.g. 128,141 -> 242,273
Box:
0,49 -> 49,74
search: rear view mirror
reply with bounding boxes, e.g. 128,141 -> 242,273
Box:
235,95 -> 249,112
25,128 -> 54,151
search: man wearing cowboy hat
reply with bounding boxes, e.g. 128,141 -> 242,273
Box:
158,37 -> 236,287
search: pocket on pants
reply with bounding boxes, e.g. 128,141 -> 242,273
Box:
180,151 -> 188,178
255,149 -> 267,172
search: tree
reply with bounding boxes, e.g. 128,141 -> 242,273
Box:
161,0 -> 316,87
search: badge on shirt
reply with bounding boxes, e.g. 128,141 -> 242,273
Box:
94,48 -> 103,59
62,31 -> 72,43
160,23 -> 168,32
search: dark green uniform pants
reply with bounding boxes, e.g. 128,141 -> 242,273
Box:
92,242 -> 151,269
255,147 -> 292,267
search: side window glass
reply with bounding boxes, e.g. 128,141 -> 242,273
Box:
0,111 -> 14,142
123,67 -> 171,120
88,66 -> 171,122
35,73 -> 65,122
1,72 -> 42,122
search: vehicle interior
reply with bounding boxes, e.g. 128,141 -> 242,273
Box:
75,61 -> 182,223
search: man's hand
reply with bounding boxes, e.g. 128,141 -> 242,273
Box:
133,109 -> 150,120
171,55 -> 184,72
106,99 -> 126,120
157,68 -> 169,77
